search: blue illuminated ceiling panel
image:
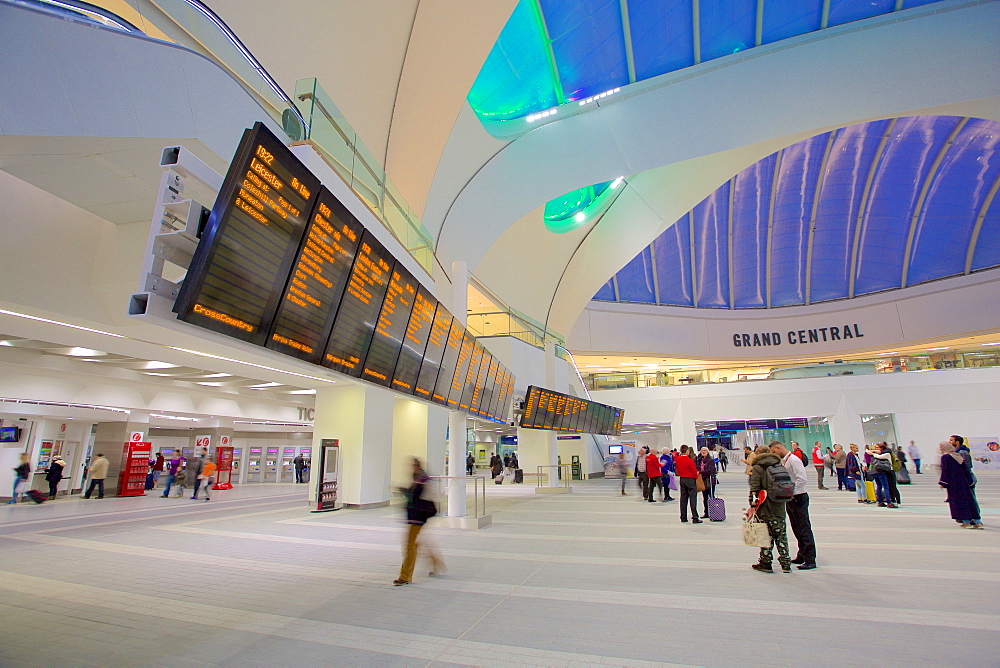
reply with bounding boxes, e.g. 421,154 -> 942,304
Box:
593,116 -> 1000,309
468,0 -> 947,130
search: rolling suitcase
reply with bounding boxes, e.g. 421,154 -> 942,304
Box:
845,477 -> 856,491
145,472 -> 156,490
494,474 -> 503,485
513,469 -> 523,484
26,490 -> 48,504
896,467 -> 911,484
863,478 -> 877,502
708,496 -> 726,521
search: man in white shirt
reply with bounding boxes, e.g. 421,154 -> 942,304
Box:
907,441 -> 922,474
770,441 -> 817,570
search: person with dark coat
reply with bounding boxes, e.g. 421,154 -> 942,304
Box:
466,452 -> 475,476
695,447 -> 718,518
7,453 -> 31,504
394,457 -> 444,585
293,454 -> 306,483
939,441 -> 984,529
490,454 -> 503,481
45,455 -> 66,499
748,446 -> 791,573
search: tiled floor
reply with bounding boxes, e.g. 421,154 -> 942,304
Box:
0,470 -> 997,667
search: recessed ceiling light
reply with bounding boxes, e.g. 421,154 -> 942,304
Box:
926,347 -> 950,351
982,342 -> 1000,347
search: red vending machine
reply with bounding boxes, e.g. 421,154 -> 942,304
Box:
214,446 -> 234,489
117,441 -> 152,497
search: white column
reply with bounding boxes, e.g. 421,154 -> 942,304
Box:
310,384 -> 394,508
447,260 -> 469,517
669,402 -> 698,451
543,341 -> 561,486
828,395 -> 866,448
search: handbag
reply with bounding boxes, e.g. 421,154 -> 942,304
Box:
667,472 -> 678,491
14,479 -> 27,495
696,474 -> 706,493
871,458 -> 892,474
743,512 -> 771,547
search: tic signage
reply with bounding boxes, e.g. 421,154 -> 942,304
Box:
732,324 -> 865,348
195,435 -> 211,450
130,431 -> 144,442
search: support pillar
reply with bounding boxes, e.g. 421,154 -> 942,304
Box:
310,384 -> 394,509
828,395 -> 866,448
390,397 -> 430,486
669,402 -> 698,451
447,259 -> 469,518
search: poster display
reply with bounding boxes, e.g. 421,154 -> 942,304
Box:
968,437 -> 1000,470
214,445 -> 235,489
117,441 -> 152,497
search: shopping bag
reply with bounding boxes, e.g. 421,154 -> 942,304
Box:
667,472 -> 678,491
743,513 -> 771,547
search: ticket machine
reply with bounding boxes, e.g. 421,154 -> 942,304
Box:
232,448 -> 242,483
300,447 -> 311,484
263,447 -> 279,482
247,447 -> 262,482
280,447 -> 297,482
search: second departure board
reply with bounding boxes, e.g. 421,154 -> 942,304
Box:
519,385 -> 624,436
266,187 -> 363,361
174,122 -> 514,422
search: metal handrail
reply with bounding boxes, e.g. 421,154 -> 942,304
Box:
535,464 -> 572,489
428,475 -> 487,518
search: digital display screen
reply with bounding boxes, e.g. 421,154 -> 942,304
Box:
391,286 -> 436,394
458,342 -> 483,411
519,385 -> 624,436
361,263 -> 418,386
322,230 -> 393,376
746,419 -> 778,430
415,306 -> 453,402
175,123 -> 513,422
266,186 -> 363,361
176,122 -> 318,344
443,330 -> 472,408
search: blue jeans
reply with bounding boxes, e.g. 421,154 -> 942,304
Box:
161,474 -> 176,497
872,472 -> 890,503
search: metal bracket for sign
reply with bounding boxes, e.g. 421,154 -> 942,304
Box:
128,146 -> 222,320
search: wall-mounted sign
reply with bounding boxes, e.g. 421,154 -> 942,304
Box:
732,324 -> 865,347
746,419 -> 778,430
130,431 -> 145,442
195,435 -> 211,450
220,435 -> 230,446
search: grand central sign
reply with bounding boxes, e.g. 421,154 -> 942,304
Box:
732,324 -> 865,348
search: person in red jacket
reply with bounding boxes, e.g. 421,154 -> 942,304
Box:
812,443 -> 828,490
645,448 -> 662,503
674,445 -> 702,523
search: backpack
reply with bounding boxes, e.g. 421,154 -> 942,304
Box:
763,463 -> 795,503
795,450 -> 807,466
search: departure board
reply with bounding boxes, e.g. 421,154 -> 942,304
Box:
457,340 -> 482,410
391,286 -> 436,393
361,263 -> 418,386
445,332 -> 474,408
434,323 -> 465,406
267,186 -> 363,361
175,122 -> 514,422
519,385 -> 624,436
176,122 -> 319,343
322,231 -> 393,376
414,307 -> 453,402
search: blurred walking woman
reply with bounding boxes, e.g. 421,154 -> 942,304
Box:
939,441 -> 984,529
395,457 -> 445,585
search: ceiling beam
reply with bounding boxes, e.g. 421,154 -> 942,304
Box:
619,0 -> 637,84
821,0 -> 831,29
727,174 -> 736,308
805,131 -> 837,304
849,118 -> 898,298
901,117 -> 968,288
765,149 -> 783,308
688,210 -> 698,306
755,0 -> 765,46
691,0 -> 701,64
530,0 -> 567,104
965,170 -> 1000,274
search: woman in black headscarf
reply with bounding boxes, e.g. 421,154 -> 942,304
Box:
938,441 -> 983,529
